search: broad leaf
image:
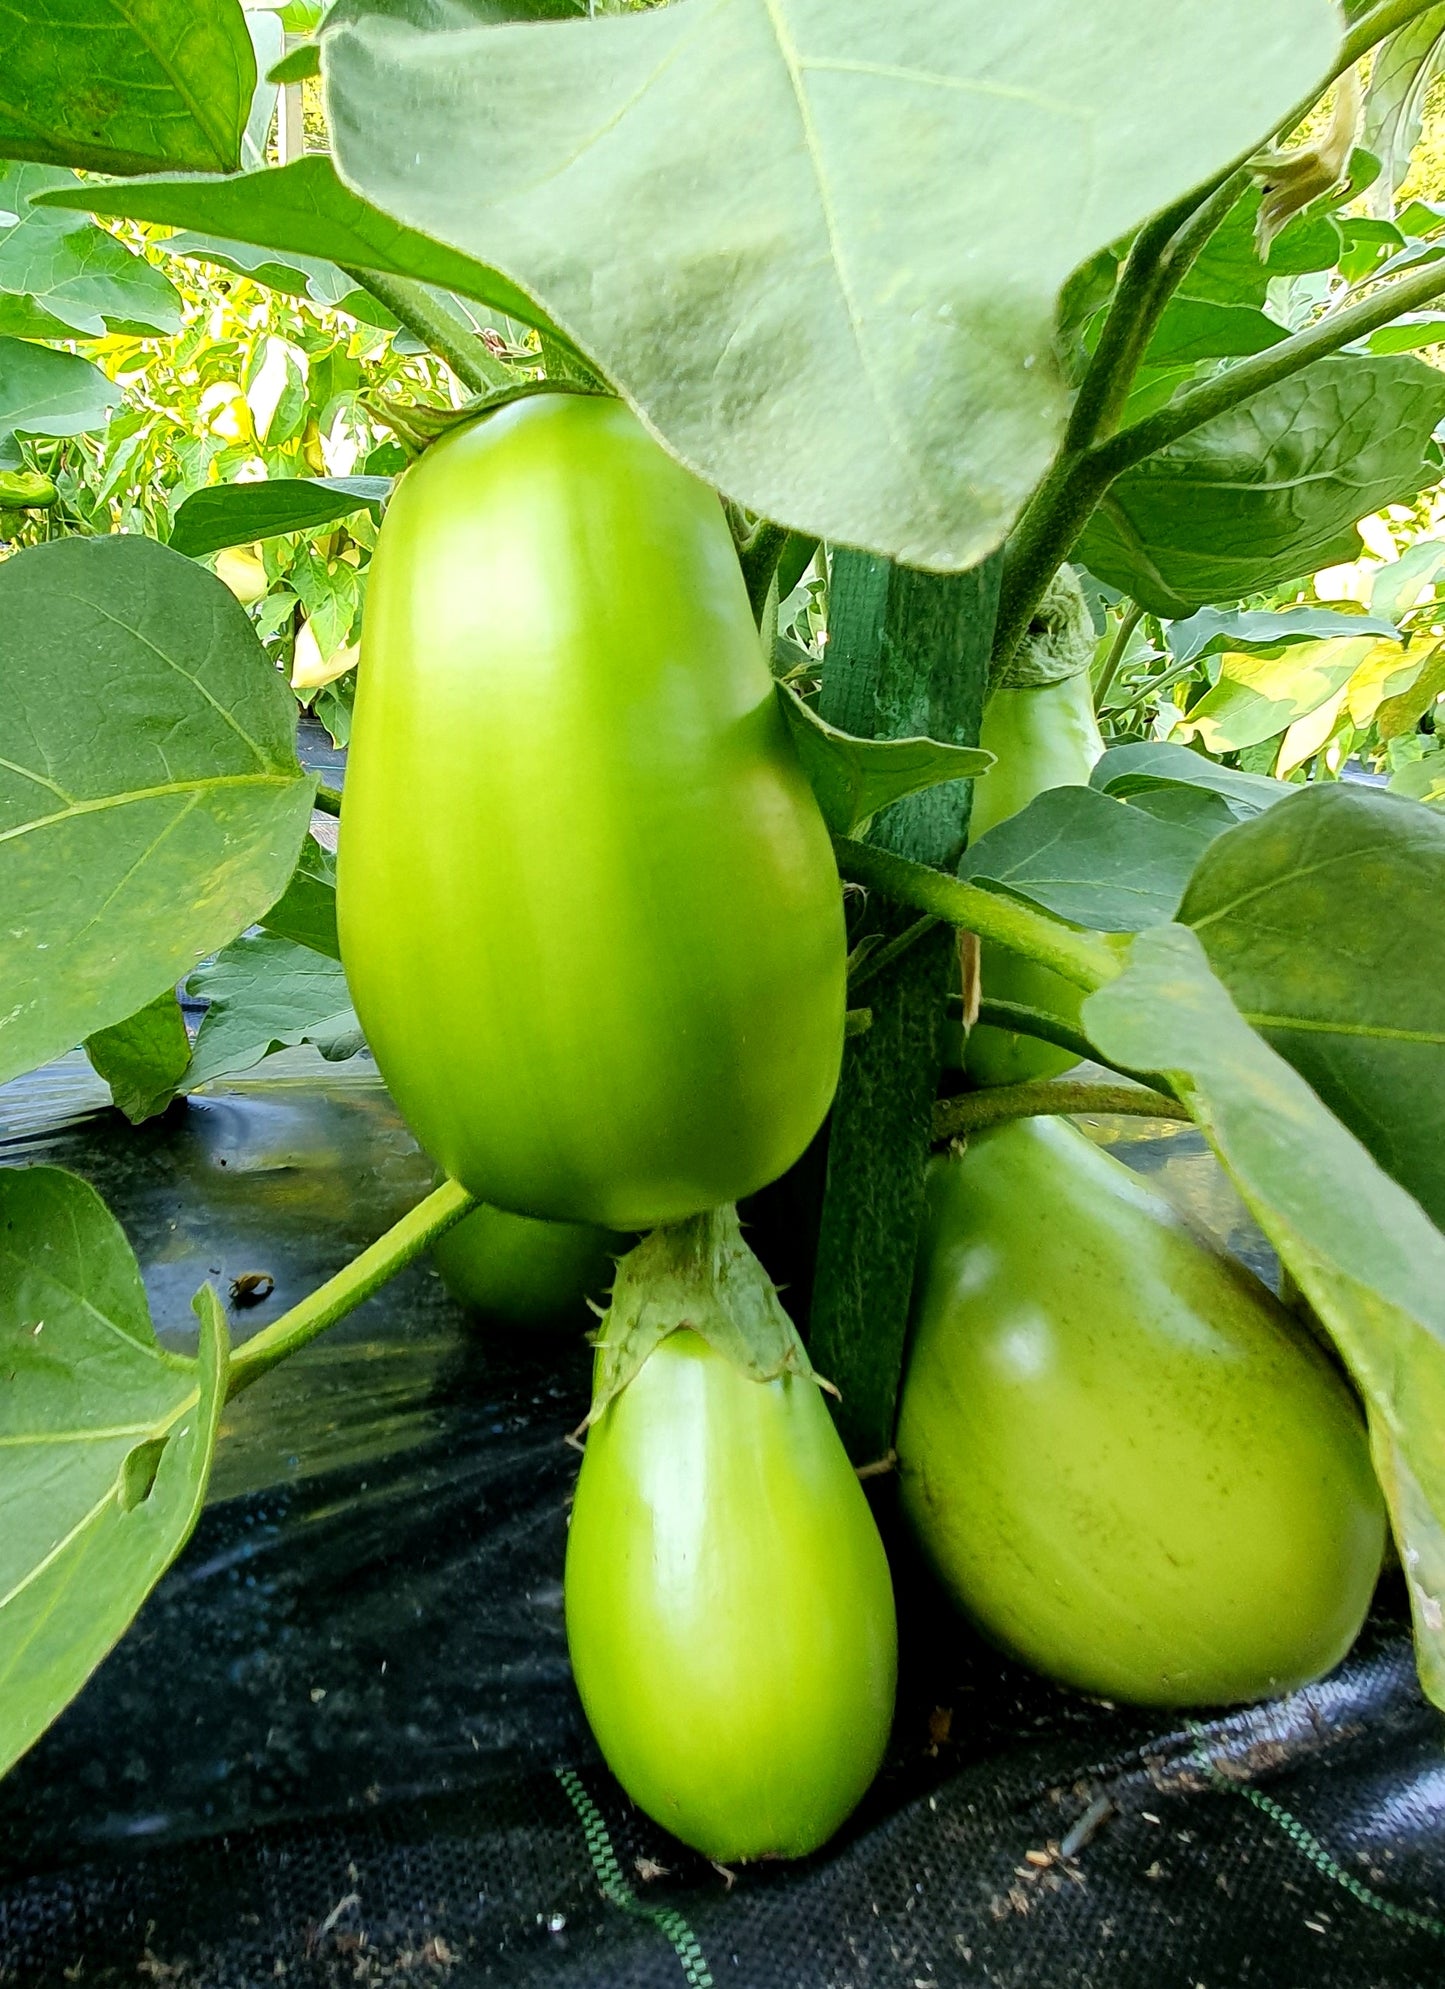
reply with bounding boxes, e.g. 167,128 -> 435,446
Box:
1378,639 -> 1445,739
259,836 -> 340,958
778,683 -> 991,838
1084,925 -> 1445,1708
1166,605 -> 1401,666
1180,784 -> 1445,1231
1141,297 -> 1290,366
1174,635 -> 1379,755
0,164 -> 182,340
84,991 -> 193,1124
958,782 -> 1233,932
0,335 -> 119,440
322,0 -> 1338,572
37,156 -> 572,346
1183,184 -> 1344,310
160,231 -> 397,329
0,1167 -> 228,1780
1362,4 -> 1445,203
185,934 -> 362,1088
0,0 -> 255,177
0,536 -> 315,1087
1077,357 -> 1445,617
1091,740 -> 1293,816
170,475 -> 391,557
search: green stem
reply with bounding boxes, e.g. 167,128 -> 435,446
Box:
933,1078 -> 1191,1143
833,835 -> 1120,993
1093,600 -> 1144,714
226,1177 -> 476,1393
314,782 -> 343,817
1095,253 -> 1445,475
340,266 -> 504,397
739,520 -> 790,626
848,912 -> 940,992
964,996 -> 1181,1093
996,251 -> 1445,671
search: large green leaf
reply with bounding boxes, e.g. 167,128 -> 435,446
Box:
0,536 -> 315,1088
185,934 -> 361,1088
0,1167 -> 228,1781
84,991 -> 193,1124
959,781 -> 1235,932
0,163 -> 182,340
170,475 -> 391,557
1091,740 -> 1293,817
37,156 -> 571,345
1166,606 -> 1401,666
1180,784 -> 1445,1231
1084,925 -> 1445,1708
0,335 -> 119,440
160,231 -> 397,329
259,835 -> 341,959
0,0 -> 255,177
1077,357 -> 1445,617
322,0 -> 1338,571
777,683 -> 991,838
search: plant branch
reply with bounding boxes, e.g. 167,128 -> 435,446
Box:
933,1078 -> 1191,1143
833,836 -> 1121,993
340,267 -> 505,397
1092,600 -> 1144,714
1095,254 -> 1445,476
226,1178 -> 477,1393
965,996 -> 1182,1096
848,912 -> 941,992
996,251 -> 1445,669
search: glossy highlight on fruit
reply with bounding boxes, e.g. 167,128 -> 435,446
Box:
898,1117 -> 1385,1707
432,1203 -> 622,1329
565,1330 -> 897,1861
963,669 -> 1104,1084
338,393 -> 845,1229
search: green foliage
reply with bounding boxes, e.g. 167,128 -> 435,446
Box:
0,1167 -> 228,1782
186,933 -> 361,1087
0,536 -> 314,1086
84,991 -> 193,1124
323,0 -> 1338,570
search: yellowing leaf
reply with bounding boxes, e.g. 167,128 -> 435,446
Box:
291,614 -> 359,691
1175,636 -> 1377,755
1346,639 -> 1428,728
1274,685 -> 1349,777
1378,641 -> 1445,741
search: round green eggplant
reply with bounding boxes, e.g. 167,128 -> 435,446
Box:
338,393 -> 845,1229
565,1330 -> 897,1861
433,1203 -> 621,1328
961,670 -> 1103,1085
897,1116 -> 1385,1706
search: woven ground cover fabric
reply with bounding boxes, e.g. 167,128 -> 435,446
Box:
0,1057 -> 1441,1988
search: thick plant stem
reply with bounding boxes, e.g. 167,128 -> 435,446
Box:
226,1178 -> 476,1393
833,835 -> 1121,994
933,1079 -> 1190,1143
340,266 -> 505,397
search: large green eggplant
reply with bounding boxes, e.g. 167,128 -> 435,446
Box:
566,1312 -> 897,1861
897,1117 -> 1385,1706
338,393 -> 845,1230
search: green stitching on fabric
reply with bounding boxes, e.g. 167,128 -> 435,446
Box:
555,1766 -> 715,1987
1184,1722 -> 1445,1939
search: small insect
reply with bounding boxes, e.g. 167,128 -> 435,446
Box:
229,1272 -> 275,1307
